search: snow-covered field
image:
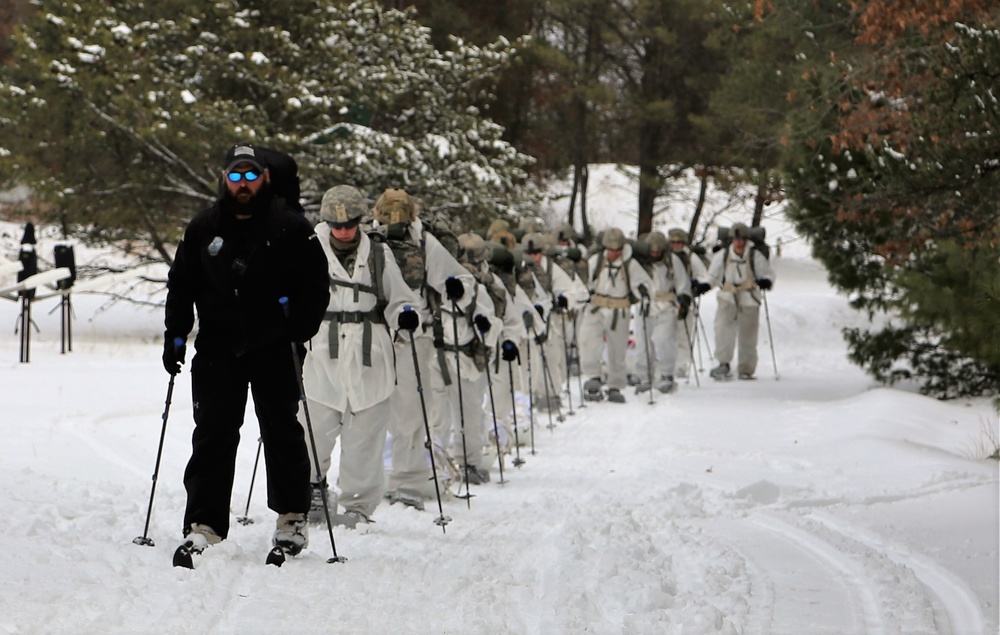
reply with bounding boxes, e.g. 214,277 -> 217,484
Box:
0,245 -> 995,634
0,166 -> 997,635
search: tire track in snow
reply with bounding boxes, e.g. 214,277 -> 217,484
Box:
808,511 -> 985,635
697,512 -> 886,634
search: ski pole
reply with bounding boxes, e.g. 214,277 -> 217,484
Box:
571,311 -> 586,409
696,300 -> 714,362
133,337 -> 184,547
280,297 -> 345,564
533,322 -> 565,426
682,315 -> 700,388
542,325 -> 567,423
761,290 -> 779,380
475,329 -> 506,485
505,345 -> 526,468
523,311 -> 537,456
236,438 -> 262,526
640,301 -> 655,406
558,311 -> 575,416
449,296 -> 474,507
405,324 -> 451,531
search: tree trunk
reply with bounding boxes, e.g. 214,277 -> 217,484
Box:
636,121 -> 662,237
579,164 -> 590,242
689,168 -> 710,244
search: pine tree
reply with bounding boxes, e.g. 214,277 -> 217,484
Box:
0,0 -> 538,261
782,2 -> 1000,397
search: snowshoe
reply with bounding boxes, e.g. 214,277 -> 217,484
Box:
172,523 -> 220,569
333,510 -> 373,530
388,488 -> 426,511
461,465 -> 491,485
626,373 -> 642,387
273,513 -> 308,556
634,381 -> 652,395
656,375 -> 676,393
606,388 -> 626,403
583,377 -> 604,402
172,540 -> 200,569
308,481 -> 337,523
709,363 -> 732,380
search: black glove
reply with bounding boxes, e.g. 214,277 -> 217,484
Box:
756,278 -> 772,291
397,307 -> 419,331
444,276 -> 464,301
474,314 -> 491,334
534,331 -> 547,345
693,280 -> 711,297
638,284 -> 650,301
522,310 -> 535,330
534,303 -> 545,318
500,339 -> 519,361
162,337 -> 186,375
677,294 -> 691,321
556,294 -> 568,310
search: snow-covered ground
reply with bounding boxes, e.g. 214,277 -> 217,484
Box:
0,176 -> 997,634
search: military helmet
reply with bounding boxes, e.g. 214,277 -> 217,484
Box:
374,188 -> 418,224
486,241 -> 515,273
667,227 -> 689,244
519,216 -> 545,234
645,231 -> 668,255
555,222 -> 576,243
319,185 -> 367,225
521,232 -> 547,255
487,218 -> 510,236
458,232 -> 488,263
602,227 -> 626,250
731,222 -> 751,239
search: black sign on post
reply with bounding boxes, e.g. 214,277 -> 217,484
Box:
16,223 -> 38,362
54,243 -> 76,353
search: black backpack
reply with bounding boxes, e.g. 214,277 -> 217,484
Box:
256,147 -> 303,215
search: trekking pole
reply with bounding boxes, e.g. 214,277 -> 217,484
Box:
449,296 -> 474,508
133,337 -> 184,547
640,301 -> 655,406
537,325 -> 567,424
522,311 -> 537,456
405,325 -> 451,532
761,290 -> 779,380
571,312 -> 586,409
235,438 -> 262,526
280,297 -> 345,564
558,311 -> 575,416
529,323 -> 558,431
476,329 -> 506,485
696,301 -> 714,363
682,316 -> 701,388
506,346 -> 526,467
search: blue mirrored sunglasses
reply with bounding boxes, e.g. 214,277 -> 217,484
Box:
226,169 -> 261,183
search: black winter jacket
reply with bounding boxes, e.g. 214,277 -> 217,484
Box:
164,197 -> 330,357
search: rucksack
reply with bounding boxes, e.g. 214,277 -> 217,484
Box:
714,225 -> 770,281
461,261 -> 508,320
256,147 -> 303,215
383,223 -> 427,292
424,219 -> 460,259
715,225 -> 770,259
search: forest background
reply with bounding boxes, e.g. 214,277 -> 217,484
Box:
0,0 -> 996,398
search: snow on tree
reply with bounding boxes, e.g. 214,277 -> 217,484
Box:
0,0 -> 539,262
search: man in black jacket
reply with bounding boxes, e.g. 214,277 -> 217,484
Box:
163,143 -> 330,563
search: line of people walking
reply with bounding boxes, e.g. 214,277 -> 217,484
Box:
161,143 -> 776,561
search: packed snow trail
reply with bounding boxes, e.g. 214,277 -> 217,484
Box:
1,257 -> 996,634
